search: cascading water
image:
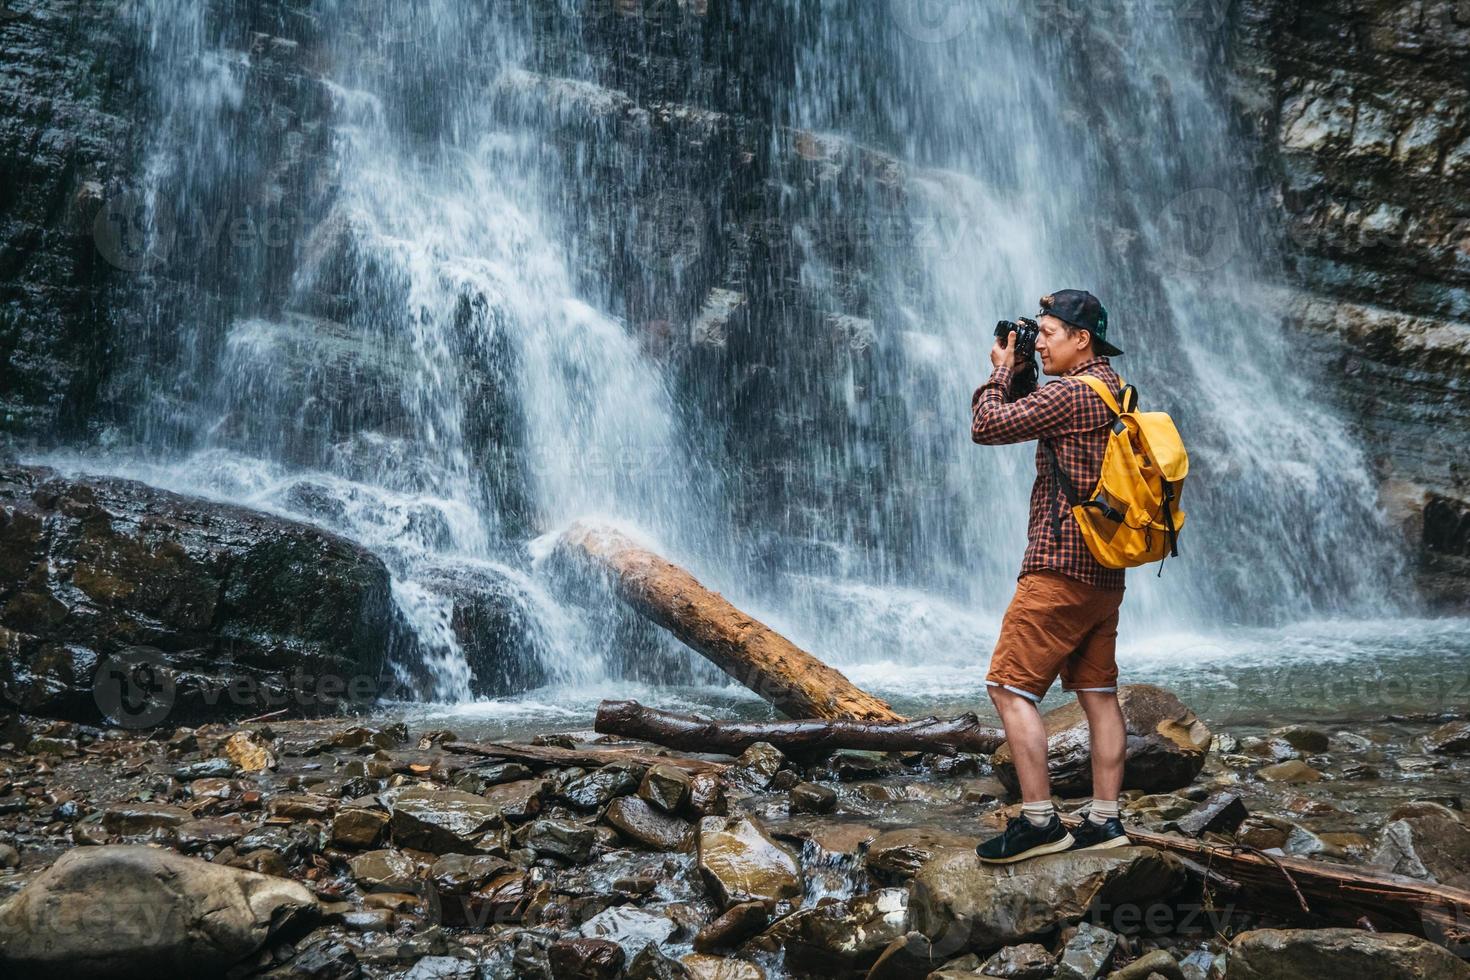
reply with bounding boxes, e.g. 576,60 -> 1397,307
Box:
31,0 -> 1458,731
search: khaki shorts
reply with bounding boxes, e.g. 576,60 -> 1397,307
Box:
985,570 -> 1124,703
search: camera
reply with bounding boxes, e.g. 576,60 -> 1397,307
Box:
994,316 -> 1041,397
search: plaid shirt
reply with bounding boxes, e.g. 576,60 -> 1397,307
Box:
970,356 -> 1126,590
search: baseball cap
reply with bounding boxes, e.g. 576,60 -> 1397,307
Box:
1039,289 -> 1122,357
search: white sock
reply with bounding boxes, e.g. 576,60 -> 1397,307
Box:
1021,800 -> 1056,827
1089,799 -> 1120,825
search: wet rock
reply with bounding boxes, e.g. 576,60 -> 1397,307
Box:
482,778 -> 547,823
993,685 -> 1210,797
1235,816 -> 1292,851
390,787 -> 500,854
402,956 -> 479,980
694,900 -> 769,952
784,887 -> 909,975
176,816 -> 251,852
331,807 -> 390,849
1227,927 -> 1470,979
0,845 -> 317,976
0,466 -> 396,725
228,848 -> 290,877
428,852 -> 514,894
1109,948 -> 1184,980
729,742 -> 784,790
225,731 -> 278,772
269,794 -> 336,821
680,953 -> 766,979
102,801 -> 190,835
1424,720 -> 1470,756
627,944 -> 693,980
1269,725 -> 1330,754
548,936 -> 625,980
0,844 -> 18,869
1255,760 -> 1323,783
1055,921 -> 1119,979
864,827 -> 978,880
177,758 -> 237,781
830,749 -> 900,779
455,761 -> 534,791
606,795 -> 694,852
688,771 -> 728,817
1370,802 -> 1470,883
521,817 -> 596,863
266,937 -> 360,979
561,763 -> 643,810
1175,792 -> 1248,837
1394,755 -> 1443,774
579,905 -> 677,959
979,942 -> 1054,978
640,763 -> 693,813
909,847 -> 1185,952
788,781 -> 837,814
696,815 -> 802,909
348,849 -> 418,890
1242,738 -> 1301,763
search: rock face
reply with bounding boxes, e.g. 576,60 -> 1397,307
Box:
992,685 -> 1212,798
907,846 -> 1186,953
1229,0 -> 1470,607
0,465 -> 399,724
1226,927 -> 1470,980
0,844 -> 319,977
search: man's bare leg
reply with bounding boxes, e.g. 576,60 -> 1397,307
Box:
1076,689 -> 1125,802
989,687 -> 1052,802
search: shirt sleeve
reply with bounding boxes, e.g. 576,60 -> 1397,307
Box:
971,372 -> 1081,445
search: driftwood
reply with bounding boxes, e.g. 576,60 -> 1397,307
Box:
443,740 -> 727,774
1062,816 -> 1470,945
554,522 -> 902,722
595,699 -> 1004,756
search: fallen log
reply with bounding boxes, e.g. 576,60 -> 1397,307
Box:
1061,816 -> 1470,946
595,699 -> 1003,756
553,522 -> 902,722
443,740 -> 727,774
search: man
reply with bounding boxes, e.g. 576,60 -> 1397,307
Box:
969,288 -> 1130,863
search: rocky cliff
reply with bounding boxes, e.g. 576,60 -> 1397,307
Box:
1230,0 -> 1470,606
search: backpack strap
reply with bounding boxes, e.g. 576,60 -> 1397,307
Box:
1071,373 -> 1126,415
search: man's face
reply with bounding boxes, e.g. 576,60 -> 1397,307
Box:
1035,314 -> 1092,376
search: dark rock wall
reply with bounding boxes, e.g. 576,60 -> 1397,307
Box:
1230,0 -> 1470,606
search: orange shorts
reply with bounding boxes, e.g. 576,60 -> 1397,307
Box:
985,570 -> 1124,703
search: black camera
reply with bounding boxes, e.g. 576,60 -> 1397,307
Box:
994,316 -> 1040,397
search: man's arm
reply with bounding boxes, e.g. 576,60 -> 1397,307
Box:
971,370 -> 1077,445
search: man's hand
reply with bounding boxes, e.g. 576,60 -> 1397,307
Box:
990,330 -> 1017,371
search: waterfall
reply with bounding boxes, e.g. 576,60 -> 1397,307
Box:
44,0 -> 1411,708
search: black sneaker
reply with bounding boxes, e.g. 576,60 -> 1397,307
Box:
1069,811 -> 1130,851
976,814 -> 1075,864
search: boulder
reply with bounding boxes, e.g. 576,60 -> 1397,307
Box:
1370,803 -> 1470,883
560,763 -> 643,810
782,888 -> 909,975
348,849 -> 418,891
696,815 -> 802,909
605,795 -> 694,852
1174,791 -> 1248,837
0,845 -> 318,977
680,953 -> 766,979
640,763 -> 693,813
579,906 -> 677,959
389,788 -> 500,854
1226,928 -> 1470,979
330,807 -> 389,849
908,846 -> 1186,953
992,686 -> 1210,797
0,465 -> 397,725
1055,921 -> 1119,979
694,901 -> 769,952
979,942 -> 1054,978
1424,721 -> 1470,756
548,937 -> 625,980
864,827 -> 980,880
521,817 -> 597,863
789,782 -> 837,814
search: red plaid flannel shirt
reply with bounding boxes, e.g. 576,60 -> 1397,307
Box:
970,356 -> 1126,590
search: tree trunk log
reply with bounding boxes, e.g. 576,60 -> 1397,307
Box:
594,699 -> 1002,756
553,522 -> 903,722
1061,816 -> 1470,945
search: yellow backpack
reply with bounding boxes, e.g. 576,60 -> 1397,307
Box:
1042,375 -> 1188,572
